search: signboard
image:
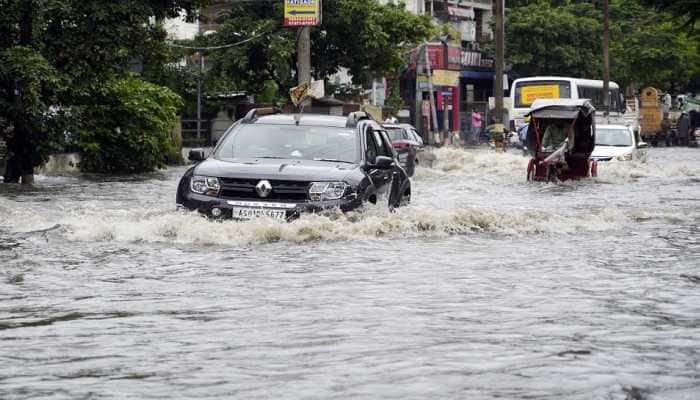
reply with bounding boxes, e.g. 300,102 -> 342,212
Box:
431,70 -> 460,87
447,46 -> 461,71
520,85 -> 561,106
409,45 -> 445,71
284,0 -> 321,26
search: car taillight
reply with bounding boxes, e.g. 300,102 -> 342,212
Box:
393,142 -> 410,150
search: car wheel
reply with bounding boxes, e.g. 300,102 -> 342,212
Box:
400,189 -> 411,207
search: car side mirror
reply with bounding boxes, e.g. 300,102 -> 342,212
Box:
637,142 -> 648,149
367,155 -> 394,169
188,149 -> 206,162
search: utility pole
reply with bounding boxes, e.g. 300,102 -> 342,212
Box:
494,0 -> 505,125
297,26 -> 311,85
414,44 -> 424,139
425,43 -> 439,143
602,0 -> 610,122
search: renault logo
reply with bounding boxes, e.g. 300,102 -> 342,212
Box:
255,180 -> 272,198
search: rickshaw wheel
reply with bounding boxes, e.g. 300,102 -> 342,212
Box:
526,159 -> 536,181
590,160 -> 598,177
545,164 -> 558,183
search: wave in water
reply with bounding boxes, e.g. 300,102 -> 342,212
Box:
421,147 -> 700,181
40,204 -> 666,245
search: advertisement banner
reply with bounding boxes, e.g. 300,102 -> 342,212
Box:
520,85 -> 561,106
431,70 -> 460,87
284,0 -> 321,27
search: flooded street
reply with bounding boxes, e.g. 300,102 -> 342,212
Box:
1,147 -> 699,399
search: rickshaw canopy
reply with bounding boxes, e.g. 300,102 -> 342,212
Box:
526,99 -> 596,120
525,98 -> 597,159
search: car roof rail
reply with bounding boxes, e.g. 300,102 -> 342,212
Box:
346,111 -> 373,128
241,107 -> 282,123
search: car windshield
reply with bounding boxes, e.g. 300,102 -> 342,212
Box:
596,128 -> 633,146
385,127 -> 406,141
215,124 -> 360,163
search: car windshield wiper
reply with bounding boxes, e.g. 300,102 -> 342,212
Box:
255,156 -> 287,159
313,158 -> 355,164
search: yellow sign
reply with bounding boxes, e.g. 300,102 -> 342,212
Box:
284,0 -> 320,26
431,70 -> 460,87
520,85 -> 561,106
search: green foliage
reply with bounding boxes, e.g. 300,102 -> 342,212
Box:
0,0 -> 207,180
504,0 -> 700,93
0,46 -> 68,179
198,0 -> 433,100
504,2 -> 602,79
78,77 -> 183,173
639,0 -> 700,30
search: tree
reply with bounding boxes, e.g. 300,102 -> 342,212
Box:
78,77 -> 182,173
503,0 -> 700,93
504,2 -> 602,79
0,0 -> 208,183
197,0 -> 433,99
610,0 -> 700,92
639,0 -> 700,31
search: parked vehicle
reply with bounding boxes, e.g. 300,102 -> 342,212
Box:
591,125 -> 648,162
524,99 -> 598,182
383,123 -> 423,177
176,109 -> 411,220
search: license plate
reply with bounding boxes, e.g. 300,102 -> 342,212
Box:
231,207 -> 286,221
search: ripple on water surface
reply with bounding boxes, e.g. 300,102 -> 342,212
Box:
0,147 -> 699,399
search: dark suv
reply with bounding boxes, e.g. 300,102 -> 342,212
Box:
176,109 -> 411,220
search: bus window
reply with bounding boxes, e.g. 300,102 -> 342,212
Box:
579,85 -> 620,112
514,81 -> 572,108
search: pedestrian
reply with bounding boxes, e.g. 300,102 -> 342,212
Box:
471,108 -> 482,145
518,121 -> 529,155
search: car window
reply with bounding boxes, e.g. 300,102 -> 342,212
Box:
373,130 -> 392,157
385,127 -> 406,141
596,128 -> 633,147
365,127 -> 379,161
411,129 -> 424,145
215,124 -> 360,163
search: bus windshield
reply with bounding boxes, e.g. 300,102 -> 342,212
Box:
514,80 -> 572,108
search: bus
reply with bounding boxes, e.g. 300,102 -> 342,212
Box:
508,76 -> 626,132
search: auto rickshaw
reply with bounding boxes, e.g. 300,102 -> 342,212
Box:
525,99 -> 597,182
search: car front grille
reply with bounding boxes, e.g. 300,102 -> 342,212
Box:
219,178 -> 309,201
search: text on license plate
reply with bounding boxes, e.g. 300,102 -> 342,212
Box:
231,207 -> 286,220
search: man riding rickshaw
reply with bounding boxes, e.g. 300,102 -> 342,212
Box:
524,99 -> 598,182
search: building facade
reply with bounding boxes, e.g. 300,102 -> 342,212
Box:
382,0 -> 496,136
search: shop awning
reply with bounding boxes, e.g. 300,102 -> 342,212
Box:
461,70 -> 494,80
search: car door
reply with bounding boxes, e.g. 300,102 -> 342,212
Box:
364,126 -> 393,199
632,128 -> 648,161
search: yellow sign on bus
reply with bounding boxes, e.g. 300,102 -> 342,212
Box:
520,85 -> 561,106
284,0 -> 321,26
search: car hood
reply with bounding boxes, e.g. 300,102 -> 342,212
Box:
194,157 -> 359,182
591,145 -> 633,158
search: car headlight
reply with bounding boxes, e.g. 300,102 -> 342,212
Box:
616,153 -> 632,161
190,175 -> 221,196
308,182 -> 349,201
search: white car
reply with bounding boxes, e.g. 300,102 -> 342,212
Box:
592,124 -> 648,162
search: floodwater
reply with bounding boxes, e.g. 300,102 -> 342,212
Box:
1,147 -> 699,399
